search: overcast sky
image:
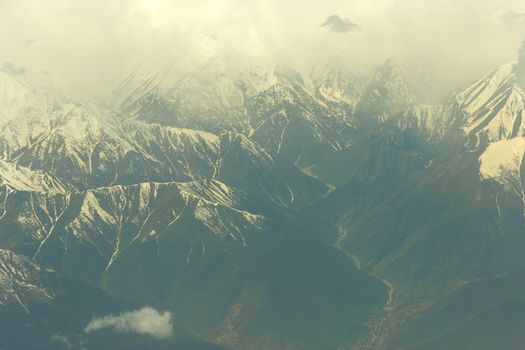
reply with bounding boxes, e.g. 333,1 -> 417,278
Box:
1,0 -> 525,96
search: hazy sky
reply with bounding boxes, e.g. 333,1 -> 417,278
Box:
1,0 -> 525,96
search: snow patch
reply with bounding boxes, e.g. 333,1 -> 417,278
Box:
480,137 -> 525,182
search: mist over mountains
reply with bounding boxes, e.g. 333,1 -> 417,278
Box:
1,1 -> 525,349
2,0 -> 525,96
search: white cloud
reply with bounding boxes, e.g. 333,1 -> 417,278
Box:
85,307 -> 174,340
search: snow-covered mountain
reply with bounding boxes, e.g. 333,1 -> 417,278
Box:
0,67 -> 220,189
104,54 -> 352,168
0,56 -> 389,350
2,37 -> 525,350
456,63 -> 525,145
452,61 -> 525,213
106,47 -> 276,132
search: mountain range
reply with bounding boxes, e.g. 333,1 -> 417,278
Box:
0,39 -> 524,349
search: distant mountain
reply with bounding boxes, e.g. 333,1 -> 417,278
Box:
105,57 -> 350,168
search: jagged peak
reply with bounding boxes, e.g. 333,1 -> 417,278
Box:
456,63 -> 517,107
456,62 -> 525,143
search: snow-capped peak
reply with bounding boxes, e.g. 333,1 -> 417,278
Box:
457,62 -> 525,143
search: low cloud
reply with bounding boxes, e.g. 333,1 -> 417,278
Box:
85,307 -> 174,340
321,15 -> 359,33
